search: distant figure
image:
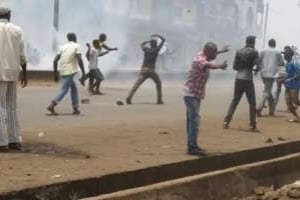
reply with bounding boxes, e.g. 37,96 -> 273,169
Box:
47,33 -> 85,115
80,40 -> 111,94
281,46 -> 300,122
84,33 -> 117,93
0,7 -> 27,151
224,36 -> 260,132
257,39 -> 284,117
126,34 -> 165,104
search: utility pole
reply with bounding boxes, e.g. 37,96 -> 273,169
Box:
52,0 -> 59,53
262,2 -> 269,48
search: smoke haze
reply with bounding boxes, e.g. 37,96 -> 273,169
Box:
1,0 -> 299,75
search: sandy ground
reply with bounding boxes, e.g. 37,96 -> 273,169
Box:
0,78 -> 299,194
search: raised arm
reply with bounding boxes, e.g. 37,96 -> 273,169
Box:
98,50 -> 110,57
151,34 -> 166,50
217,45 -> 230,55
140,40 -> 150,52
103,43 -> 118,51
141,40 -> 149,48
204,61 -> 227,70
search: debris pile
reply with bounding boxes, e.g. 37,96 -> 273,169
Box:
234,182 -> 300,200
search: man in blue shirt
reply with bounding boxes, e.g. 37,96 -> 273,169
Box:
281,46 -> 300,122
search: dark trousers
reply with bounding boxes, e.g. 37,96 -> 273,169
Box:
82,69 -> 104,92
224,79 -> 257,127
127,69 -> 162,102
285,88 -> 300,119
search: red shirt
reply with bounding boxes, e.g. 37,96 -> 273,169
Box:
184,52 -> 210,99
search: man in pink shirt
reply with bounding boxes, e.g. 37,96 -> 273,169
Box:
184,42 -> 228,156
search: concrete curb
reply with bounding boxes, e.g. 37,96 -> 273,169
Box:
2,140 -> 300,200
84,153 -> 300,200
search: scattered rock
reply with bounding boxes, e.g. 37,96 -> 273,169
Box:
265,138 -> 274,144
287,187 -> 300,199
236,183 -> 300,200
159,131 -> 169,135
51,174 -> 62,179
81,98 -> 90,104
116,100 -> 124,106
254,186 -> 273,196
294,181 -> 300,186
38,132 -> 45,137
277,137 -> 286,141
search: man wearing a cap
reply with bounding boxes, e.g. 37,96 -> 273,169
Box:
0,7 -> 27,151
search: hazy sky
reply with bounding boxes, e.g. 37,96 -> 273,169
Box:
268,0 -> 300,48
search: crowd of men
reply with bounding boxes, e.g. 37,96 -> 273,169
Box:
0,6 -> 299,156
185,36 -> 300,156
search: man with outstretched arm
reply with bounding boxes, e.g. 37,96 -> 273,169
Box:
184,42 -> 228,156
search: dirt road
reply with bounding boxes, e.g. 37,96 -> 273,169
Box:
0,79 -> 299,194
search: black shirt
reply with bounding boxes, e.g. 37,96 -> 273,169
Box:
233,46 -> 259,71
142,47 -> 160,70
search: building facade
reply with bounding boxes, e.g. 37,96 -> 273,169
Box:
104,0 -> 265,71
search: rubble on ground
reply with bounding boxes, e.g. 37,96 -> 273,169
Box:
234,182 -> 300,200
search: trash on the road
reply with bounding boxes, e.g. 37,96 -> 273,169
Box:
51,174 -> 62,179
159,131 -> 169,135
265,138 -> 274,144
278,137 -> 286,141
116,100 -> 124,106
38,132 -> 45,137
81,98 -> 90,104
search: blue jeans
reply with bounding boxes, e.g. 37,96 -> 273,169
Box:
184,96 -> 201,151
53,74 -> 79,108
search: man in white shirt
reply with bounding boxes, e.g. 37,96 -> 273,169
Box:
257,39 -> 284,116
47,32 -> 85,115
0,7 -> 27,151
